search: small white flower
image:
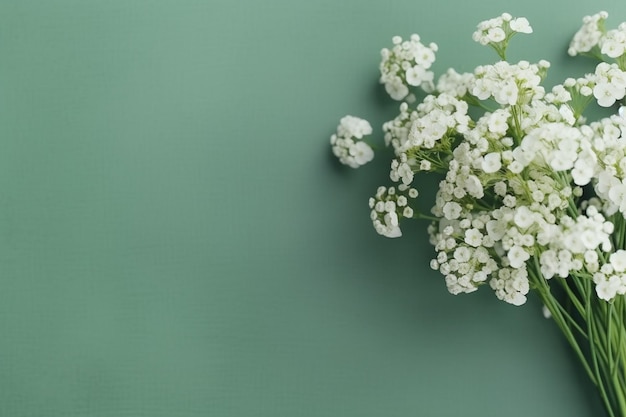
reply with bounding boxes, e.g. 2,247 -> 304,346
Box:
337,115 -> 373,138
487,27 -> 506,43
601,28 -> 626,58
385,77 -> 410,101
508,245 -> 531,268
514,206 -> 535,229
442,201 -> 462,220
595,275 -> 621,301
464,228 -> 483,247
486,219 -> 506,241
420,160 -> 432,171
508,160 -> 524,174
406,65 -> 428,86
351,142 -> 374,166
494,81 -> 518,105
610,250 -> 626,272
481,153 -> 502,173
510,17 -> 532,34
494,181 -> 507,196
454,246 -> 471,262
569,12 -> 607,56
594,82 -> 621,107
330,116 -> 375,168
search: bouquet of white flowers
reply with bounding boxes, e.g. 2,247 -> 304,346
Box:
330,12 -> 626,417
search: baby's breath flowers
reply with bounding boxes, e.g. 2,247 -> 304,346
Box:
330,116 -> 374,168
330,12 -> 626,417
472,12 -> 533,60
379,34 -> 438,100
568,11 -> 609,57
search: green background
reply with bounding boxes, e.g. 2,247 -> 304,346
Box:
0,0 -> 624,416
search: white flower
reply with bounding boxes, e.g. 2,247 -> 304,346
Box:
333,12 -> 626,310
494,81 -> 519,105
337,115 -> 373,138
385,77 -> 409,101
370,185 -> 419,239
487,27 -> 506,43
420,160 -> 432,171
508,245 -> 531,268
454,246 -> 471,262
558,105 -> 576,125
463,175 -> 484,198
568,12 -> 608,56
594,82 -> 622,107
487,109 -> 510,134
494,181 -> 507,196
380,34 -> 437,100
330,116 -> 374,168
610,250 -> 626,272
471,78 -> 492,100
601,27 -> 626,58
406,65 -> 430,86
513,206 -> 535,229
442,201 -> 462,220
351,142 -> 374,166
594,274 -> 621,301
464,228 -> 483,247
390,156 -> 414,185
510,18 -> 532,34
481,152 -> 502,173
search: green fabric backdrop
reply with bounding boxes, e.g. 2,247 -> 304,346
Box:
0,0 -> 624,416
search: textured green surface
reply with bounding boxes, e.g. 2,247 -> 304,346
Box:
0,0 -> 624,416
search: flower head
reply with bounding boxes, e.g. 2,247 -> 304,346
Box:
330,116 -> 374,168
472,13 -> 533,59
379,34 -> 438,100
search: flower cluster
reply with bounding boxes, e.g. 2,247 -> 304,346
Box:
472,13 -> 532,45
471,60 -> 549,106
601,22 -> 626,58
589,115 -> 626,215
568,11 -> 608,56
330,116 -> 374,168
368,185 -> 418,238
330,12 -> 626,305
594,249 -> 626,300
329,12 -> 626,416
379,34 -> 438,100
587,62 -> 626,107
568,11 -> 626,75
472,13 -> 532,59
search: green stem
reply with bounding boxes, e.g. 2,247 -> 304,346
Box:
528,264 -> 597,385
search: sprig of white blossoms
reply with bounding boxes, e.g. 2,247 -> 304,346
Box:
472,13 -> 533,45
369,185 -> 418,238
330,12 -> 626,305
568,11 -> 626,72
587,62 -> 626,107
593,249 -> 626,300
330,13 -> 626,416
471,60 -> 550,106
330,116 -> 374,168
472,13 -> 533,60
379,34 -> 438,100
568,11 -> 608,56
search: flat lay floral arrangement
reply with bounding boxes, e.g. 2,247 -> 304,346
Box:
330,12 -> 626,417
